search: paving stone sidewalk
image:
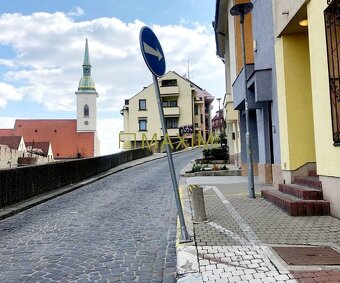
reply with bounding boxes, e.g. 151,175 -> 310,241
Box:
176,176 -> 340,283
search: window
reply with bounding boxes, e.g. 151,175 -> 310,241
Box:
170,101 -> 177,107
84,104 -> 89,117
165,117 -> 178,129
194,104 -> 199,115
325,0 -> 340,144
138,118 -> 147,131
195,123 -> 199,128
139,99 -> 146,110
163,100 -> 177,107
161,79 -> 177,87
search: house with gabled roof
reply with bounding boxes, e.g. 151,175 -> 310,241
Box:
0,136 -> 26,151
25,141 -> 53,160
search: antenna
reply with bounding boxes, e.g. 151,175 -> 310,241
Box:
187,59 -> 194,80
187,59 -> 190,80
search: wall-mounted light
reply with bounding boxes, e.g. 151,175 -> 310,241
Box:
299,18 -> 308,27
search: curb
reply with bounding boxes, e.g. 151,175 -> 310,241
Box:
176,181 -> 203,282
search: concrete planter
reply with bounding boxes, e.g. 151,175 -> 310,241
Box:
184,169 -> 242,177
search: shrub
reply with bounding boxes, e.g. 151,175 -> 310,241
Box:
191,164 -> 203,173
212,164 -> 219,171
202,149 -> 213,160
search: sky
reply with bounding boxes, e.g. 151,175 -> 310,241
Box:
0,0 -> 225,155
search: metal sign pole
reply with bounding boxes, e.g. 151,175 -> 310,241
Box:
152,75 -> 191,243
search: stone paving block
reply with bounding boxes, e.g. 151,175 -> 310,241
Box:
213,268 -> 224,275
228,275 -> 241,282
274,274 -> 290,281
241,273 -> 254,280
262,276 -> 276,282
219,271 -> 232,278
205,265 -> 216,271
253,272 -> 267,279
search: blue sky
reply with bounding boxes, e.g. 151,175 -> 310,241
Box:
0,0 -> 215,25
0,0 -> 224,154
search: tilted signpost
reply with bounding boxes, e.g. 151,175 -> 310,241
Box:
139,26 -> 191,243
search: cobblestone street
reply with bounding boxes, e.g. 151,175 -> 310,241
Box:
0,150 -> 200,283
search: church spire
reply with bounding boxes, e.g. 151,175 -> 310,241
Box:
82,38 -> 91,76
78,38 -> 96,91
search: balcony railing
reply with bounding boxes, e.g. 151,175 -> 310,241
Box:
163,106 -> 180,116
167,128 -> 179,137
160,86 -> 179,96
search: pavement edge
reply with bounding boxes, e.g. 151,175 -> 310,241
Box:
176,173 -> 203,282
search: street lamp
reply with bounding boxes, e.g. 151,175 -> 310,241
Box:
217,98 -> 223,148
230,2 -> 255,199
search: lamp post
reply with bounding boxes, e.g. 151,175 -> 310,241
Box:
230,3 -> 255,199
217,98 -> 223,148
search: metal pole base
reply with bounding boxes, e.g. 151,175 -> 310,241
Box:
248,190 -> 255,199
179,226 -> 192,243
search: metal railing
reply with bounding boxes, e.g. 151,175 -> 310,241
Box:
325,0 -> 340,144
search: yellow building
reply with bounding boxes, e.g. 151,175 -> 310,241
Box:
274,0 -> 340,216
120,71 -> 214,151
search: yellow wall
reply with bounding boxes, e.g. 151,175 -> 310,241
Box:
308,0 -> 340,177
275,33 -> 316,170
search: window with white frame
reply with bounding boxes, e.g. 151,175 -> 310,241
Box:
139,99 -> 146,110
138,118 -> 147,131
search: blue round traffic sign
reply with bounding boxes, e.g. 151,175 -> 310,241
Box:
139,26 -> 166,77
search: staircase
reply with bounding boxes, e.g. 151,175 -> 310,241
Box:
261,171 -> 330,216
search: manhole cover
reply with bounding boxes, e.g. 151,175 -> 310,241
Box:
273,246 -> 340,265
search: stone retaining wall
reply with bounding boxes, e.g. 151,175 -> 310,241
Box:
0,148 -> 152,208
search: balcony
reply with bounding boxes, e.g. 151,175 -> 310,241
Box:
160,86 -> 179,96
167,128 -> 179,137
163,106 -> 180,116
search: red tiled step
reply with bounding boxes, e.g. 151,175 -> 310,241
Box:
279,183 -> 323,200
308,170 -> 318,177
261,189 -> 330,216
293,176 -> 322,190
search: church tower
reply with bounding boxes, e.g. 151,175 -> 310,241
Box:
76,38 -> 98,132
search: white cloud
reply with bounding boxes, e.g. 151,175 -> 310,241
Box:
0,117 -> 16,128
68,7 -> 85,17
0,11 -> 225,155
97,118 -> 123,155
0,82 -> 22,108
0,59 -> 16,68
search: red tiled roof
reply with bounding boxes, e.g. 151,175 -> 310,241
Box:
0,136 -> 22,150
13,119 -> 94,159
0,129 -> 15,136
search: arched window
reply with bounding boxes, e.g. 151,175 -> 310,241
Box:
84,104 -> 89,117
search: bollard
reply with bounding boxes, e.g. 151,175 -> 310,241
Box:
189,185 -> 207,222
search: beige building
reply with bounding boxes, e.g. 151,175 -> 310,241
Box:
120,71 -> 214,151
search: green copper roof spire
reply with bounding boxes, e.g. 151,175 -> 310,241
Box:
78,38 -> 96,92
83,38 -> 91,66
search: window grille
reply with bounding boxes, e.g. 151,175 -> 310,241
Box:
325,0 -> 340,144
